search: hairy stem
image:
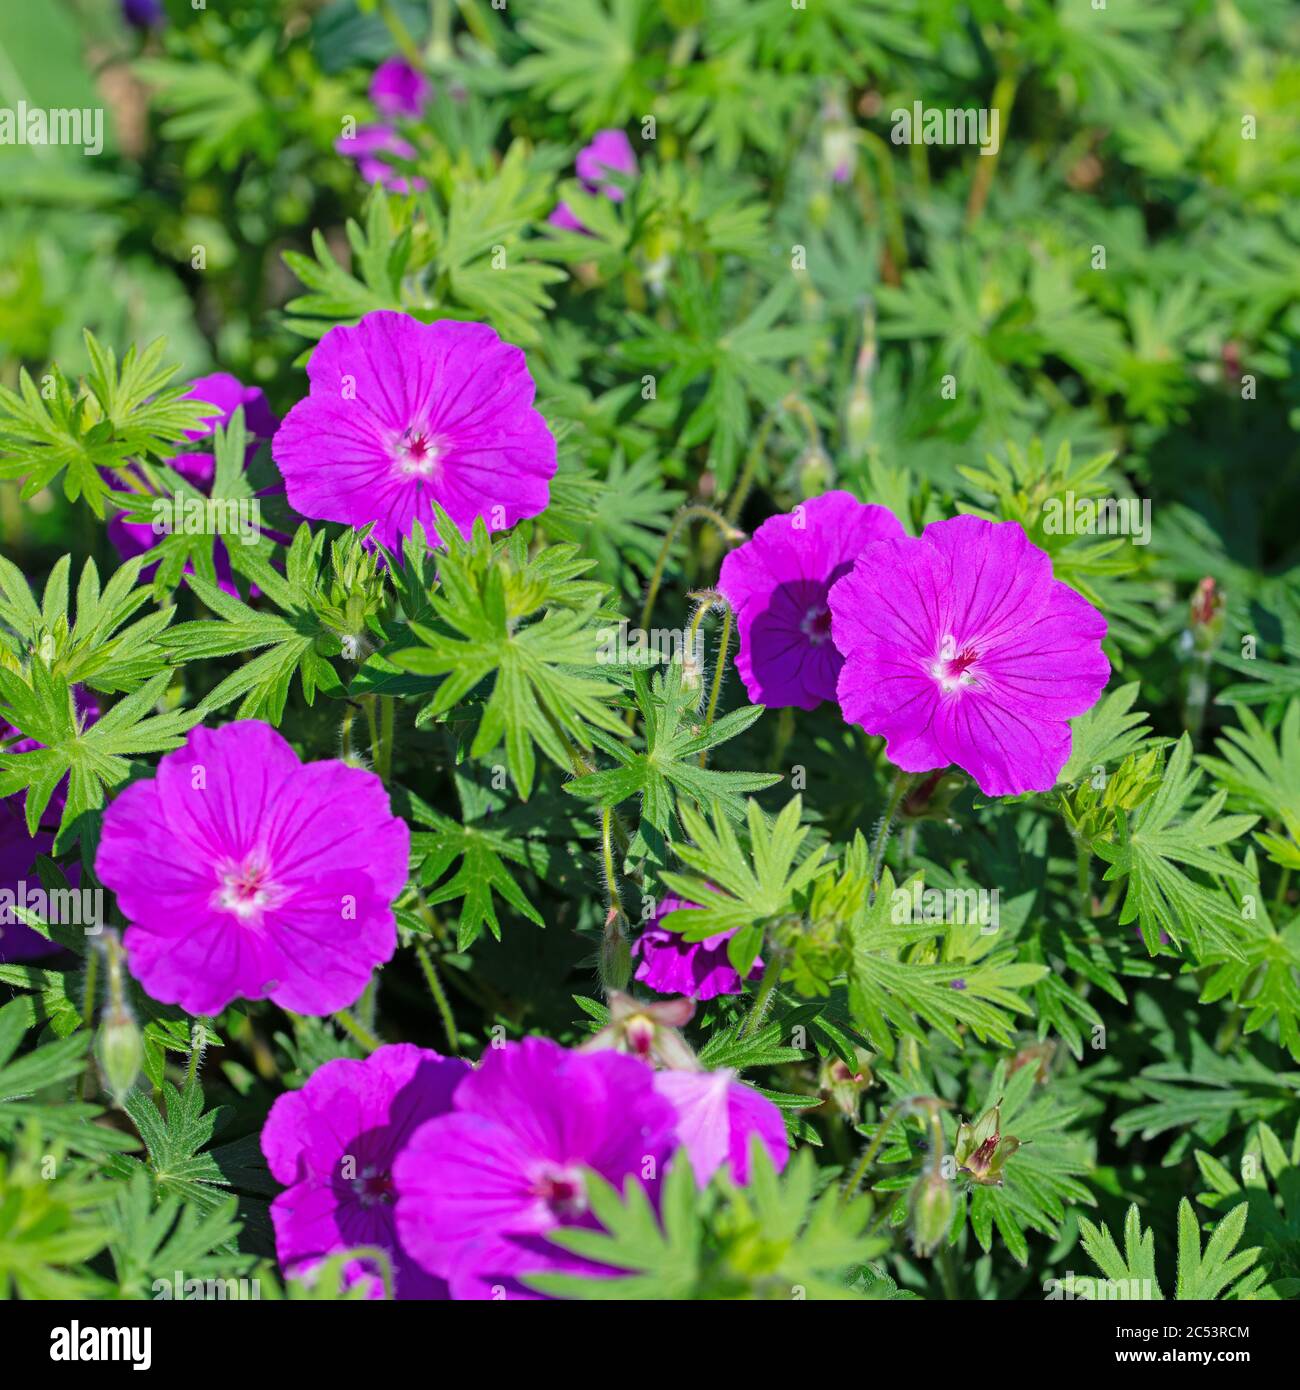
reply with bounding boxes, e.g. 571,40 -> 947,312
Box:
415,942 -> 459,1054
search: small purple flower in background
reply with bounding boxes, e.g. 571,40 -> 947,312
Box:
829,515 -> 1110,796
653,1069 -> 789,1186
121,0 -> 165,29
369,58 -> 432,119
108,372 -> 281,597
273,310 -> 557,550
549,128 -> 638,233
261,1045 -> 468,1299
394,1037 -> 678,1300
334,126 -> 425,193
632,895 -> 761,1001
718,490 -> 904,711
0,799 -> 57,963
95,720 -> 409,1016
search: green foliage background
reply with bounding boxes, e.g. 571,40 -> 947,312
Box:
1,0 -> 1299,1301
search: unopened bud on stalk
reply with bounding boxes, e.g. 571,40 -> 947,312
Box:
96,1004 -> 143,1106
797,446 -> 833,498
599,908 -> 632,995
95,930 -> 143,1106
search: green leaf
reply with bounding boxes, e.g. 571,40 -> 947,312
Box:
1095,734 -> 1257,959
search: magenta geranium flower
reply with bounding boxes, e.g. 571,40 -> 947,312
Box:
95,720 -> 409,1015
394,1037 -> 678,1300
718,490 -> 905,710
829,515 -> 1110,796
370,57 -> 432,119
262,1045 -> 468,1299
108,373 -> 281,597
334,125 -> 425,192
653,1069 -> 789,1186
548,128 -> 638,233
272,310 -> 557,550
632,895 -> 761,1001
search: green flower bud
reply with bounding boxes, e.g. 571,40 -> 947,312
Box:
96,1004 -> 143,1107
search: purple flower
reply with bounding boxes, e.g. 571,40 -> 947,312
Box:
369,58 -> 432,119
394,1037 -> 678,1300
548,128 -> 638,234
95,720 -> 409,1016
272,310 -> 557,550
121,0 -> 164,28
632,895 -> 761,1001
108,373 -> 282,598
654,1069 -> 789,1185
334,126 -> 424,192
718,491 -> 905,710
829,515 -> 1110,796
0,799 -> 56,963
262,1045 -> 468,1299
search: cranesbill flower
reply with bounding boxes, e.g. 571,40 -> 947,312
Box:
334,125 -> 425,193
632,895 -> 761,1001
394,1037 -> 678,1299
718,490 -> 905,710
95,720 -> 409,1016
107,373 -> 281,597
829,514 -> 1110,796
262,1045 -> 468,1299
549,129 -> 638,233
370,58 -> 432,119
272,310 -> 557,550
653,1069 -> 789,1185
121,0 -> 164,28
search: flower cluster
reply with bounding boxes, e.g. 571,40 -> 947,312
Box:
262,1037 -> 787,1300
335,58 -> 431,191
720,498 -> 1109,796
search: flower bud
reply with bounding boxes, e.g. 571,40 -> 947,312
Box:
1188,576 -> 1225,654
96,1003 -> 143,1106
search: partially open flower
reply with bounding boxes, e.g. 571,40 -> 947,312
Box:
953,1102 -> 1020,1186
581,990 -> 698,1070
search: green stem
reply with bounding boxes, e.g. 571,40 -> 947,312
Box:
378,0 -> 425,65
601,808 -> 622,921
1075,842 -> 1093,918
869,769 -> 914,893
723,411 -> 779,524
741,953 -> 781,1039
334,1009 -> 382,1053
938,1243 -> 960,1300
640,505 -> 744,632
378,695 -> 395,782
699,602 -> 734,766
965,71 -> 1018,225
841,1098 -> 911,1203
415,942 -> 459,1054
858,130 -> 908,275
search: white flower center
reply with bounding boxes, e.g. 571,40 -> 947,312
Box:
214,854 -> 278,921
391,427 -> 443,479
930,633 -> 981,693
800,603 -> 832,646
